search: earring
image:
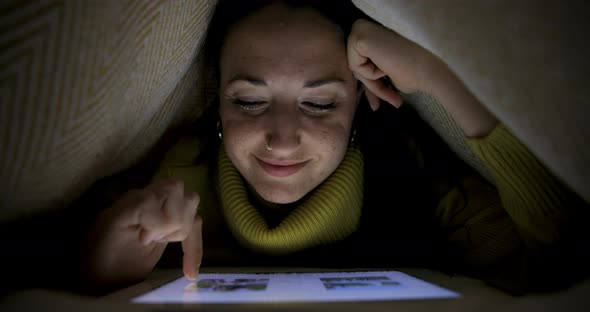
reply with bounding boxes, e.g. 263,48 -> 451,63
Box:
350,128 -> 357,143
217,121 -> 223,140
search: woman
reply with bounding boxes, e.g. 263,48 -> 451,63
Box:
82,0 -> 586,293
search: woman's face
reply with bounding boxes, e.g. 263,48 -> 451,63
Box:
219,3 -> 358,204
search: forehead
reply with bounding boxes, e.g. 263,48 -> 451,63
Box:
220,4 -> 348,80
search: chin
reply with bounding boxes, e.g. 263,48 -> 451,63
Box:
257,187 -> 306,204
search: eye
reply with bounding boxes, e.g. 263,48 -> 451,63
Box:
232,99 -> 267,111
300,101 -> 336,114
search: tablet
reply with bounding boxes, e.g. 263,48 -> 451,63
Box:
132,270 -> 460,304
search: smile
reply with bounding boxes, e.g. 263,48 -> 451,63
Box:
256,157 -> 309,178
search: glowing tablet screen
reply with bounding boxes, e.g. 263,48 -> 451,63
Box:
132,271 -> 460,304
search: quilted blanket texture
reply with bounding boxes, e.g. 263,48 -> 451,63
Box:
1,0 -> 587,222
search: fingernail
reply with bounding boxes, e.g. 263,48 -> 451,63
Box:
372,105 -> 380,112
388,99 -> 401,108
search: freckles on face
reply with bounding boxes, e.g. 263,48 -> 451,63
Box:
220,99 -> 353,204
316,129 -> 340,175
217,3 -> 358,204
219,107 -> 263,170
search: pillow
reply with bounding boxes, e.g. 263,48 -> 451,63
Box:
353,0 -> 590,201
0,0 -> 217,222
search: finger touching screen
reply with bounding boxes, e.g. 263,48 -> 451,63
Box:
132,271 -> 460,304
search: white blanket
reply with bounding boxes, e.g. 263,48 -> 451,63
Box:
1,0 -> 587,223
353,0 -> 590,201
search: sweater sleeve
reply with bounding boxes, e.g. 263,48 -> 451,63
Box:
464,123 -> 578,244
435,123 -> 589,292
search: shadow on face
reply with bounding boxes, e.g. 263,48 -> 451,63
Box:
218,2 -> 359,204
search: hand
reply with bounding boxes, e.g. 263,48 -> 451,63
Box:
347,19 -> 439,110
82,178 -> 201,287
348,19 -> 497,137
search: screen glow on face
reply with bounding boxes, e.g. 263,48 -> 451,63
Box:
132,271 -> 460,304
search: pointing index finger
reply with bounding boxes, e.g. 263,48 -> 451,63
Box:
182,215 -> 203,281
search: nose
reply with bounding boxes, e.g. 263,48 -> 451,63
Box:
265,106 -> 301,155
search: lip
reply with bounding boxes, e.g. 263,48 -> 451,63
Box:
256,157 -> 309,178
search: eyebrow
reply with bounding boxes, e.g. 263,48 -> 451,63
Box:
227,74 -> 346,88
227,75 -> 267,86
304,77 -> 345,88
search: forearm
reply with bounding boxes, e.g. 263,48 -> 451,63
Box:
422,57 -> 498,138
465,124 -> 588,244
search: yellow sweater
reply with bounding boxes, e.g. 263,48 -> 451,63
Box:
154,123 -> 580,271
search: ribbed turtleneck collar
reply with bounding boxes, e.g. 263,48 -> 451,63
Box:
217,145 -> 364,255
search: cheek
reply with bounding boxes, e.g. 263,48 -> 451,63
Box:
318,127 -> 345,153
225,123 -> 253,150
311,119 -> 352,176
326,105 -> 357,169
220,109 -> 259,163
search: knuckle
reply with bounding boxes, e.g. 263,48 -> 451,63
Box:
167,177 -> 185,189
352,19 -> 369,35
181,228 -> 191,239
355,37 -> 370,54
194,215 -> 203,227
352,19 -> 366,32
161,214 -> 183,230
170,229 -> 188,241
187,191 -> 200,204
356,18 -> 373,30
141,189 -> 159,204
128,189 -> 158,206
158,177 -> 185,193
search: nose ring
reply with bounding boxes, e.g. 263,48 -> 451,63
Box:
266,137 -> 273,151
